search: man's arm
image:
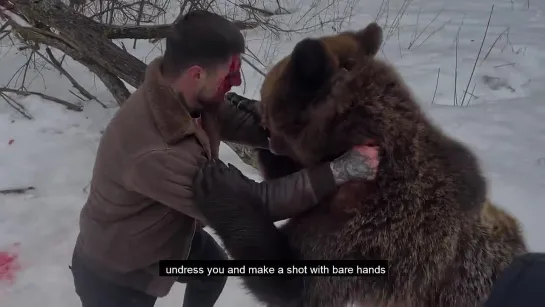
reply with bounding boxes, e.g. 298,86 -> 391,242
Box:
195,146 -> 379,222
252,163 -> 335,221
123,141 -> 208,222
216,93 -> 269,148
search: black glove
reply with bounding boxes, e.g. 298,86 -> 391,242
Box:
225,92 -> 270,139
225,92 -> 260,114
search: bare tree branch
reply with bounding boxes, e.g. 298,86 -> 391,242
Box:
0,87 -> 83,111
102,18 -> 259,40
13,25 -> 131,104
0,91 -> 33,119
40,47 -> 107,107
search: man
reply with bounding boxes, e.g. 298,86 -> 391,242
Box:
70,9 -> 379,307
483,252 -> 545,307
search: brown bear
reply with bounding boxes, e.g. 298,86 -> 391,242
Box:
194,22 -> 528,307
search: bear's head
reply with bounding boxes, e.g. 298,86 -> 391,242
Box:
258,22 -> 427,168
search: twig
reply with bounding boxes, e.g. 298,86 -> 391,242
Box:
408,8 -> 443,49
244,47 -> 266,69
0,87 -> 83,111
432,68 -> 440,104
384,0 -> 412,43
241,54 -> 265,77
494,62 -> 515,68
0,20 -> 10,33
18,50 -> 34,91
465,83 -> 477,106
454,18 -> 464,106
40,47 -> 107,107
412,7 -> 421,44
397,26 -> 402,58
461,5 -> 494,107
238,4 -> 275,17
480,27 -> 509,65
374,0 -> 387,23
0,91 -> 33,119
413,18 -> 452,50
0,186 -> 35,195
69,89 -> 86,101
455,34 -> 458,106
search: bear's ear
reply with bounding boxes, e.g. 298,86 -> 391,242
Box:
355,22 -> 383,56
288,38 -> 335,90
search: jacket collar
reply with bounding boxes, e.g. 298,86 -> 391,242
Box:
142,56 -> 196,145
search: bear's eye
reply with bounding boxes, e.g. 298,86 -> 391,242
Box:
340,57 -> 357,71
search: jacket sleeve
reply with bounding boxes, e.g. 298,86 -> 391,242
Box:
216,101 -> 269,149
251,163 -> 337,222
483,252 -> 545,307
123,144 -> 207,222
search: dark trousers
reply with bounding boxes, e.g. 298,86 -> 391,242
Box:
71,229 -> 228,307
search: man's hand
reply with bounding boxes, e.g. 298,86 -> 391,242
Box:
225,92 -> 259,114
223,92 -> 270,148
328,145 -> 381,185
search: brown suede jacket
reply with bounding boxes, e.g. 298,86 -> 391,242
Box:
73,56 -> 336,297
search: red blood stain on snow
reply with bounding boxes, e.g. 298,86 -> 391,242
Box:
0,243 -> 21,286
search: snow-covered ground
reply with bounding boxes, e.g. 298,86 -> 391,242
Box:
1,0 -> 545,305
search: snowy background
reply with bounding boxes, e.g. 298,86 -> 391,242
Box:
1,0 -> 545,305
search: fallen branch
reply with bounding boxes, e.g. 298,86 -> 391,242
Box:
102,19 -> 260,40
0,186 -> 34,195
0,87 -> 83,111
0,91 -> 33,119
7,0 -> 147,88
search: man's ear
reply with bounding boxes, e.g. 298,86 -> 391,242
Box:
172,65 -> 206,94
186,65 -> 205,81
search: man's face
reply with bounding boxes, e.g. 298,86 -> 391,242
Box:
197,60 -> 232,103
198,55 -> 242,108
173,55 -> 242,110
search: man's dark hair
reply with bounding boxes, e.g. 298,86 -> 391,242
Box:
162,10 -> 245,79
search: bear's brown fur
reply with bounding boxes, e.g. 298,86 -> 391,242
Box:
198,22 -> 528,307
